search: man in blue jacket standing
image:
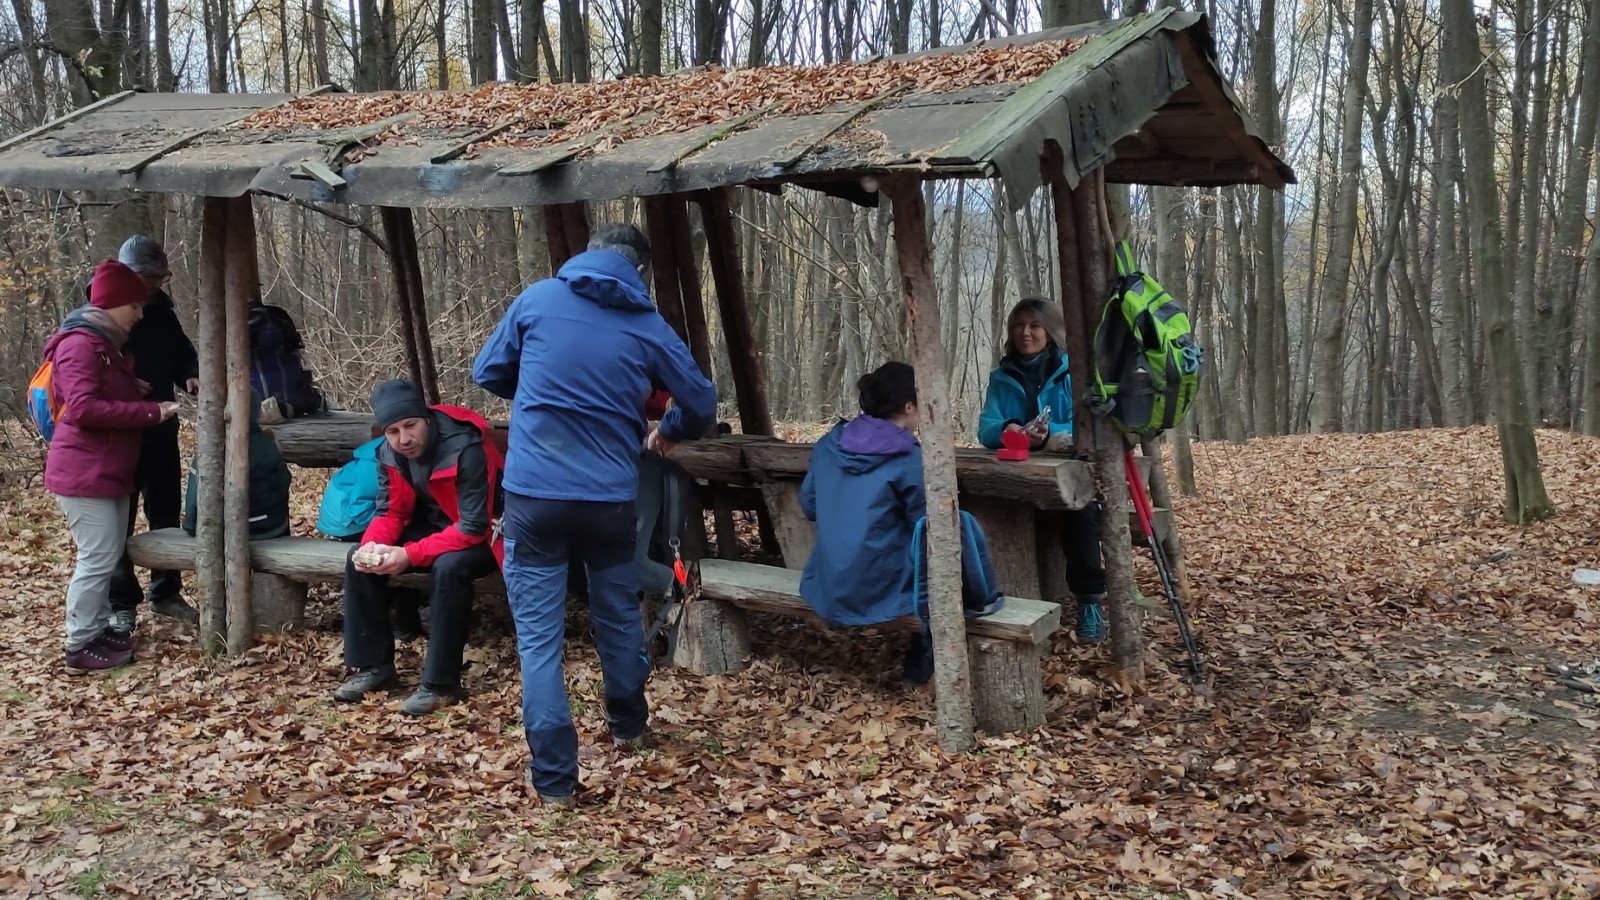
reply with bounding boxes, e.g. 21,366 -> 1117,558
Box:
473,223 -> 717,809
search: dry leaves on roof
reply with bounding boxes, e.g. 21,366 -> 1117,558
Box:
235,39 -> 1086,155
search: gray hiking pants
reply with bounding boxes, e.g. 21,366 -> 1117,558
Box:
55,494 -> 131,651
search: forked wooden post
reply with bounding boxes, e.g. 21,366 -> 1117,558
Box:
386,208 -> 441,404
643,195 -> 691,345
542,205 -> 572,269
194,197 -> 230,653
1072,170 -> 1143,684
884,173 -> 975,750
560,202 -> 590,259
667,197 -> 715,377
698,187 -> 774,435
223,195 -> 256,653
379,207 -> 427,392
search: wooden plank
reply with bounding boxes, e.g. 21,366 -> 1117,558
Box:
299,160 -> 348,188
698,559 -> 1061,645
127,530 -> 507,595
773,83 -> 915,169
931,8 -> 1179,166
648,105 -> 778,173
498,111 -> 657,176
0,90 -> 135,154
431,120 -> 518,164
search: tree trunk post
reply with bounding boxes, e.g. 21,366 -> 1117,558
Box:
885,172 -> 974,752
388,207 -> 441,404
560,201 -> 590,261
379,207 -> 427,391
643,195 -> 691,344
543,204 -> 572,270
699,187 -> 774,435
223,195 -> 257,653
1074,171 -> 1143,685
668,196 -> 715,378
195,197 -> 230,654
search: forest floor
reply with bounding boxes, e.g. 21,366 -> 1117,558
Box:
1,425 -> 1598,899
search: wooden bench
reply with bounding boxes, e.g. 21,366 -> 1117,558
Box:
690,559 -> 1062,734
126,528 -> 505,633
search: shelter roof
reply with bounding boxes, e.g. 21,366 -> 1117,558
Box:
0,9 -> 1292,208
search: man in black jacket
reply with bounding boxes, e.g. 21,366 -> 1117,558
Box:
107,235 -> 201,633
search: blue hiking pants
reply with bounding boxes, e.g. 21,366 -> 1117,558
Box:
502,492 -> 650,798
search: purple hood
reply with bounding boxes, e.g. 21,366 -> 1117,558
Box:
838,415 -> 918,461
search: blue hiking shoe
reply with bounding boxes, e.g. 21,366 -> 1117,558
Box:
1075,596 -> 1108,643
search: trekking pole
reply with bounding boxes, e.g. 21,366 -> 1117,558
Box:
1123,447 -> 1205,682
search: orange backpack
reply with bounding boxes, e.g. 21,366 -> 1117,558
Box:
26,359 -> 65,443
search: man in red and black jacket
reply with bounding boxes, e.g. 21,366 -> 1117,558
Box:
333,379 -> 504,716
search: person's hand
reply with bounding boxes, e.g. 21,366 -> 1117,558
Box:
157,401 -> 180,422
137,378 -> 153,397
352,541 -> 386,573
1004,423 -> 1025,434
645,426 -> 677,456
371,544 -> 411,576
1023,420 -> 1049,449
184,378 -> 199,396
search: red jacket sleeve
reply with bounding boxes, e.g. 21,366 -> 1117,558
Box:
400,444 -> 491,568
360,464 -> 411,548
52,335 -> 162,429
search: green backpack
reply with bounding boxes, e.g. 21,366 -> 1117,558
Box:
1087,241 -> 1203,437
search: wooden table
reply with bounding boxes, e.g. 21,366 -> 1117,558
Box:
270,421 -> 1130,601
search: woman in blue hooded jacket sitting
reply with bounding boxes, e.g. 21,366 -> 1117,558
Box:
799,362 -> 933,680
977,297 -> 1109,643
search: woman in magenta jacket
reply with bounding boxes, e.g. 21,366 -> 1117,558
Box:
44,260 -> 179,674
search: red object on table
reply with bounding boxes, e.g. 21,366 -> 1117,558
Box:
997,429 -> 1030,461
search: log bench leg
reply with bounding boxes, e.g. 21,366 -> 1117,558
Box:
671,597 -> 751,675
969,636 -> 1045,734
253,572 -> 307,635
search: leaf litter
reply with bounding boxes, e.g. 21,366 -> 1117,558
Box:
0,424 -> 1597,897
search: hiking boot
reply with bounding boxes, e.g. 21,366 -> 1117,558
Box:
524,770 -> 577,809
151,594 -> 199,622
1075,596 -> 1108,643
109,609 -> 137,635
613,726 -> 650,750
63,643 -> 133,675
92,629 -> 135,653
399,685 -> 464,717
332,664 -> 397,702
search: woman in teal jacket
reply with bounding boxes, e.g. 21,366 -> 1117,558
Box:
977,298 -> 1108,643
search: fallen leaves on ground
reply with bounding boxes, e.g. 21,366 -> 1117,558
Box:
1,424 -> 1598,897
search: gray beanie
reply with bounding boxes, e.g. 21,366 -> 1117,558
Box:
118,235 -> 168,273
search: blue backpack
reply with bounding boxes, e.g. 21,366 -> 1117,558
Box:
316,437 -> 384,539
910,510 -> 1006,623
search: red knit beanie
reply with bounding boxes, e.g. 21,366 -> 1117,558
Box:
90,259 -> 147,310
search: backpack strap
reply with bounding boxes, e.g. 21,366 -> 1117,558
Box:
1113,241 -> 1138,278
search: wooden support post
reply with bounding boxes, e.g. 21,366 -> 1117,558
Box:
222,196 -> 257,653
667,197 -> 715,378
698,187 -> 774,435
884,173 -> 974,752
252,572 -> 307,634
560,202 -> 590,261
643,195 -> 691,344
963,497 -> 1042,600
386,208 -> 441,404
379,207 -> 428,394
195,198 -> 230,654
709,484 -> 739,560
1044,142 -> 1093,440
969,637 -> 1045,734
1072,170 -> 1143,684
758,482 -> 813,570
671,598 -> 751,675
543,205 -> 572,271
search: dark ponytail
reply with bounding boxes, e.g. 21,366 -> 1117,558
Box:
857,361 -> 916,419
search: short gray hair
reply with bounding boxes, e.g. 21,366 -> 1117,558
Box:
587,223 -> 650,272
118,235 -> 169,274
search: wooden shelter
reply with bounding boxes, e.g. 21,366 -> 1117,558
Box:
0,8 -> 1290,748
